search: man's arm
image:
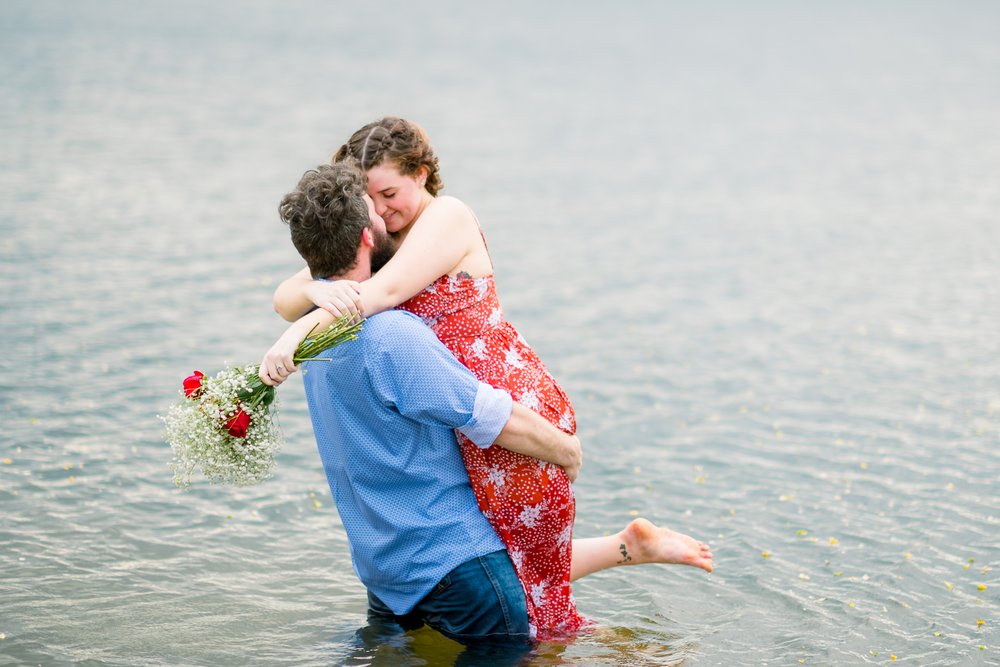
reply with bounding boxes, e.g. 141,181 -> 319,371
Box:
493,404 -> 582,482
367,312 -> 582,480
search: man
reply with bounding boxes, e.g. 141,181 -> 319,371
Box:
261,162 -> 581,643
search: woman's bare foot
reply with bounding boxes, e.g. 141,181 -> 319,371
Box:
618,518 -> 714,572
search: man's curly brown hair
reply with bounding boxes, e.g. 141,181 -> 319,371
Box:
279,162 -> 370,279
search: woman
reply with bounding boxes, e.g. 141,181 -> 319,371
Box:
261,118 -> 712,638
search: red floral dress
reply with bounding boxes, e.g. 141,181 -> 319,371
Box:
398,272 -> 585,639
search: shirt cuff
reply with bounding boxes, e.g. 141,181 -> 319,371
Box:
458,382 -> 513,448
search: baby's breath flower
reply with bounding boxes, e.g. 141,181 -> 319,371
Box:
161,315 -> 362,488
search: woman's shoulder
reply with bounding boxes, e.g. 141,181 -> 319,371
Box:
425,195 -> 477,222
410,196 -> 480,242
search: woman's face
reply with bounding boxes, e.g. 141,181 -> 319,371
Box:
366,162 -> 428,234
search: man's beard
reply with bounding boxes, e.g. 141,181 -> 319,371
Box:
369,227 -> 397,274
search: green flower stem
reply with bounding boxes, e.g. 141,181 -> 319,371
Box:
242,314 -> 364,408
292,315 -> 364,362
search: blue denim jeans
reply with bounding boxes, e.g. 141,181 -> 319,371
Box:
366,549 -> 531,643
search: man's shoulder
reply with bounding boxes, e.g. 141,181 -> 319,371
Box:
359,310 -> 457,375
362,310 -> 433,344
306,312 -> 427,391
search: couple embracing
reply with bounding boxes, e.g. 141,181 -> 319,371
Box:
259,117 -> 713,647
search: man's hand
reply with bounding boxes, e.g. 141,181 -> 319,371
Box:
561,434 -> 582,482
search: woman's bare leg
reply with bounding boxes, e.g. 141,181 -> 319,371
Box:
570,518 -> 713,582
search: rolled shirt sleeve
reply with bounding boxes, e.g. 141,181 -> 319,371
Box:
365,312 -> 514,439
458,382 -> 513,448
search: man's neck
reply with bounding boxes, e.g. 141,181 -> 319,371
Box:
325,263 -> 371,284
323,239 -> 372,283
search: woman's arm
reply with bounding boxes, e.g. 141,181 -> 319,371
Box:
358,196 -> 481,315
273,266 -> 315,321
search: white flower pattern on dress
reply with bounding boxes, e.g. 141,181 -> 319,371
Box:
505,347 -> 525,369
486,465 -> 507,489
557,524 -> 573,548
474,276 -> 489,297
518,390 -> 540,411
519,503 -> 542,528
530,582 -> 547,609
558,410 -> 573,432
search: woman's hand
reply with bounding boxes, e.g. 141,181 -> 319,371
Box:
259,328 -> 304,386
305,280 -> 363,319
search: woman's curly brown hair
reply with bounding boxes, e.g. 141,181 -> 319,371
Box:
333,117 -> 443,196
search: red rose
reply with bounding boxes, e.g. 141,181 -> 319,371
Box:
183,370 -> 205,398
225,408 -> 251,438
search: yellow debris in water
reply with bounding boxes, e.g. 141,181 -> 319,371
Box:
978,584 -> 986,592
848,601 -> 856,608
978,619 -> 985,627
2,458 -> 10,465
762,551 -> 771,559
829,537 -> 839,546
944,581 -> 954,591
903,552 -> 912,560
797,529 -> 808,536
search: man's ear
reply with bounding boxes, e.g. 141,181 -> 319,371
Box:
360,227 -> 374,248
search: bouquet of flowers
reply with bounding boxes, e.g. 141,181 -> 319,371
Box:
162,316 -> 362,488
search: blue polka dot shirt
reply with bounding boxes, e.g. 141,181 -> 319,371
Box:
302,310 -> 511,614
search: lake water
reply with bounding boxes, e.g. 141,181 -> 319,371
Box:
1,1 -> 998,665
